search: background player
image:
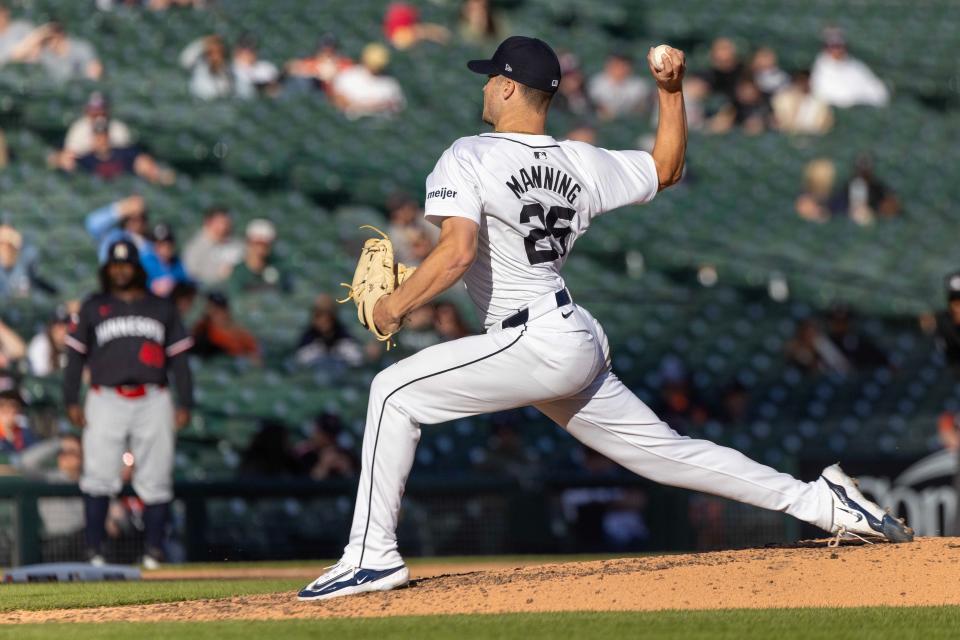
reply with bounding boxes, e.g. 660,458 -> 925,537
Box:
299,36 -> 911,601
64,239 -> 194,568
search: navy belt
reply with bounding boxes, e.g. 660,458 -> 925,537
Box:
501,289 -> 571,329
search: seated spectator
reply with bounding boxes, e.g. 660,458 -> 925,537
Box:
171,281 -> 198,319
63,92 -> 132,157
231,35 -> 279,99
0,3 -> 34,65
10,21 -> 102,81
708,76 -> 771,135
17,434 -> 84,556
239,420 -> 300,477
588,53 -> 651,121
332,43 -> 405,118
182,206 -> 244,285
294,413 -> 358,480
0,128 -> 7,168
699,37 -> 743,103
434,301 -> 471,340
458,0 -> 505,46
141,223 -> 191,297
0,223 -> 55,297
294,294 -> 363,368
27,304 -> 72,377
811,27 -> 889,108
84,194 -> 154,263
785,319 -> 851,376
750,46 -> 789,97
387,192 -> 437,265
59,118 -> 174,184
553,53 -> 594,118
0,375 -> 33,454
226,219 -> 291,295
383,2 -> 450,50
394,304 -> 440,353
472,414 -> 537,482
0,318 -> 25,369
716,381 -> 751,425
794,158 -> 838,223
191,291 -> 260,362
824,306 -> 889,370
772,71 -> 833,135
935,273 -> 960,375
835,154 -> 900,225
284,34 -> 352,93
179,35 -> 233,100
651,357 -> 710,433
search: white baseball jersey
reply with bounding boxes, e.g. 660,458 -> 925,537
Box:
423,132 -> 659,328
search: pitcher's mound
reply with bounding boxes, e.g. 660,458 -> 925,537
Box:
7,537 -> 960,623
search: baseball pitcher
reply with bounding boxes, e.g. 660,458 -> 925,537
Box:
64,239 -> 194,568
300,36 -> 912,601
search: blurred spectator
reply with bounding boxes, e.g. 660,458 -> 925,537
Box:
794,158 -> 837,223
0,128 -> 7,168
458,0 -> 505,46
332,43 -> 405,118
785,319 -> 851,376
27,305 -> 72,377
64,92 -> 133,157
10,21 -> 102,81
933,273 -> 960,373
772,71 -> 833,135
294,413 -> 358,480
383,2 -> 450,50
708,76 -> 771,135
226,219 -> 291,295
835,154 -> 900,225
588,53 -> 651,121
285,34 -> 353,93
141,223 -> 191,297
97,0 -> 208,8
180,35 -> 233,100
824,306 -> 889,370
0,375 -> 33,454
652,357 -> 710,433
60,118 -> 174,184
239,419 -> 300,477
395,305 -> 440,353
565,125 -> 596,144
182,206 -> 244,285
0,3 -> 34,65
191,291 -> 260,362
0,318 -> 25,369
472,414 -> 537,483
17,434 -> 84,557
700,37 -> 743,102
171,281 -> 198,319
716,380 -> 751,425
434,301 -> 471,340
811,27 -> 889,108
387,192 -> 437,265
294,294 -> 363,368
750,46 -> 789,97
84,194 -> 154,263
232,35 -> 279,99
553,53 -> 594,118
0,223 -> 55,297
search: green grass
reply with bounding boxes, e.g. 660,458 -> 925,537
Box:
3,608 -> 960,639
0,579 -> 303,612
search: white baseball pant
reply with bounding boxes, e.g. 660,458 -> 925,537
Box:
342,300 -> 832,569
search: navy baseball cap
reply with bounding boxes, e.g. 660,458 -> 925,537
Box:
104,239 -> 140,265
468,36 -> 561,94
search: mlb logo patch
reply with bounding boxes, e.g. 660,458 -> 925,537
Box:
505,63 -> 512,72
551,79 -> 559,87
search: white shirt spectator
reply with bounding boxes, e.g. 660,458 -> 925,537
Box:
333,66 -> 404,117
27,332 -> 55,376
810,51 -> 889,108
0,18 -> 33,64
233,59 -> 279,99
64,116 -> 132,156
588,70 -> 651,119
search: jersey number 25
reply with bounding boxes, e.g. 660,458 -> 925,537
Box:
519,203 -> 576,265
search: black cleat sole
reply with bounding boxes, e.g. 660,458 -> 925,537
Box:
881,514 -> 914,543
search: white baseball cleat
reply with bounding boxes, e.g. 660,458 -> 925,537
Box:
297,560 -> 409,601
820,464 -> 914,544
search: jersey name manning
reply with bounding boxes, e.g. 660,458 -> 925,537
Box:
423,132 -> 659,329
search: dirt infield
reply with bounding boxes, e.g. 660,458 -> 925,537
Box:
5,538 -> 960,623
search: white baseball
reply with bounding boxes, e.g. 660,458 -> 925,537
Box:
653,44 -> 672,71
